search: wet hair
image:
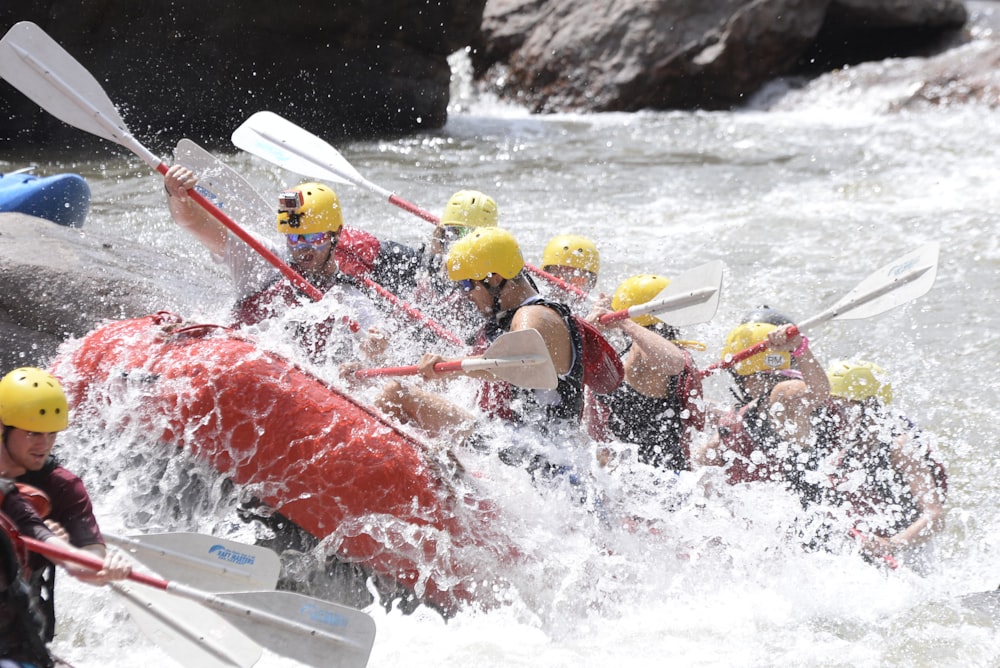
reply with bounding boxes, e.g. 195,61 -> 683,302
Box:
740,305 -> 795,326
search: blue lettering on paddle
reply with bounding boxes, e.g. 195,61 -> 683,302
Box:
299,603 -> 349,628
207,544 -> 256,566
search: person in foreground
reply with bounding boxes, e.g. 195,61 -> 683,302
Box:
0,367 -> 131,643
817,360 -> 946,568
691,317 -> 831,502
586,274 -> 705,472
1,483 -> 56,667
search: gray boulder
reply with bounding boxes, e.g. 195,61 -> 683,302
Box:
471,0 -> 968,112
0,213 -> 176,370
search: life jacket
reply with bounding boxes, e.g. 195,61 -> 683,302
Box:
716,402 -> 805,487
819,403 -> 948,536
0,483 -> 54,668
596,350 -> 705,471
477,298 -> 587,426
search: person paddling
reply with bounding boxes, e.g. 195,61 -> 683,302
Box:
691,315 -> 831,503
165,166 -> 401,360
1,485 -> 55,668
539,234 -> 601,304
409,189 -> 500,340
816,360 -> 946,569
376,227 -> 591,480
586,274 -> 706,472
0,368 -> 131,643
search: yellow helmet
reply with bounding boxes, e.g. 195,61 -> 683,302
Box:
721,322 -> 790,376
612,274 -> 670,327
446,227 -> 524,281
541,234 -> 600,276
827,360 -> 893,404
0,367 -> 69,432
276,182 -> 343,234
440,190 -> 498,229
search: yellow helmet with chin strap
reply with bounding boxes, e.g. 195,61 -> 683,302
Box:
612,274 -> 671,327
827,360 -> 893,404
0,367 -> 69,433
541,234 -> 600,276
721,322 -> 790,376
440,190 -> 498,229
276,182 -> 343,234
446,227 -> 524,281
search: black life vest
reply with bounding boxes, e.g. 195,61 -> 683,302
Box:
0,481 -> 54,668
478,297 -> 586,426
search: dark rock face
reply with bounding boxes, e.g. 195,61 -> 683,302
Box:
471,0 -> 968,112
0,1 -> 486,149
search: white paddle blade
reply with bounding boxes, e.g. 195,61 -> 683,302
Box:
642,260 -> 724,327
108,532 -> 281,592
821,241 -> 940,324
114,583 -> 262,668
174,139 -> 274,231
473,328 -> 558,389
0,22 -> 140,154
213,590 -> 376,668
232,111 -> 356,186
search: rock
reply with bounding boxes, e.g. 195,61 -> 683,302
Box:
0,213 -> 177,369
471,0 -> 968,112
0,1 -> 487,148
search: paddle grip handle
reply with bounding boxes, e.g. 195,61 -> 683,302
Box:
700,325 -> 800,377
22,536 -> 170,590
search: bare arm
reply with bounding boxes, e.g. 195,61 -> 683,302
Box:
887,433 -> 945,548
164,165 -> 229,256
586,301 -> 686,397
767,325 -> 830,443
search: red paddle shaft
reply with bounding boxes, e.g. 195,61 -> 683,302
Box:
355,360 -> 464,379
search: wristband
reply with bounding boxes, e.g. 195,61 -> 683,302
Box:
791,335 -> 809,358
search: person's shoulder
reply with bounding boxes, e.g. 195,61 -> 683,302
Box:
22,463 -> 85,494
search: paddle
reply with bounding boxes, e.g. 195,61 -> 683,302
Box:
355,328 -> 558,390
597,260 -> 724,327
701,242 -> 940,377
0,21 -> 323,302
22,536 -> 376,668
232,110 -> 593,300
173,138 -> 274,233
105,531 -> 281,592
175,137 -> 464,346
113,582 -> 263,668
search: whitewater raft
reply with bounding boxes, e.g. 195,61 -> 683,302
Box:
0,170 -> 90,227
52,312 -> 518,613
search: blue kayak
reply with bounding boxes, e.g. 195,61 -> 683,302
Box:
0,170 -> 91,228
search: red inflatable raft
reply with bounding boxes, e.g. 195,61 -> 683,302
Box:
52,312 -> 518,613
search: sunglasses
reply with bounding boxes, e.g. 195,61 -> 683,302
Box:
437,225 -> 472,243
285,232 -> 330,248
458,279 -> 478,293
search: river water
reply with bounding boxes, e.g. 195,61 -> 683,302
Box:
5,5 -> 1000,667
